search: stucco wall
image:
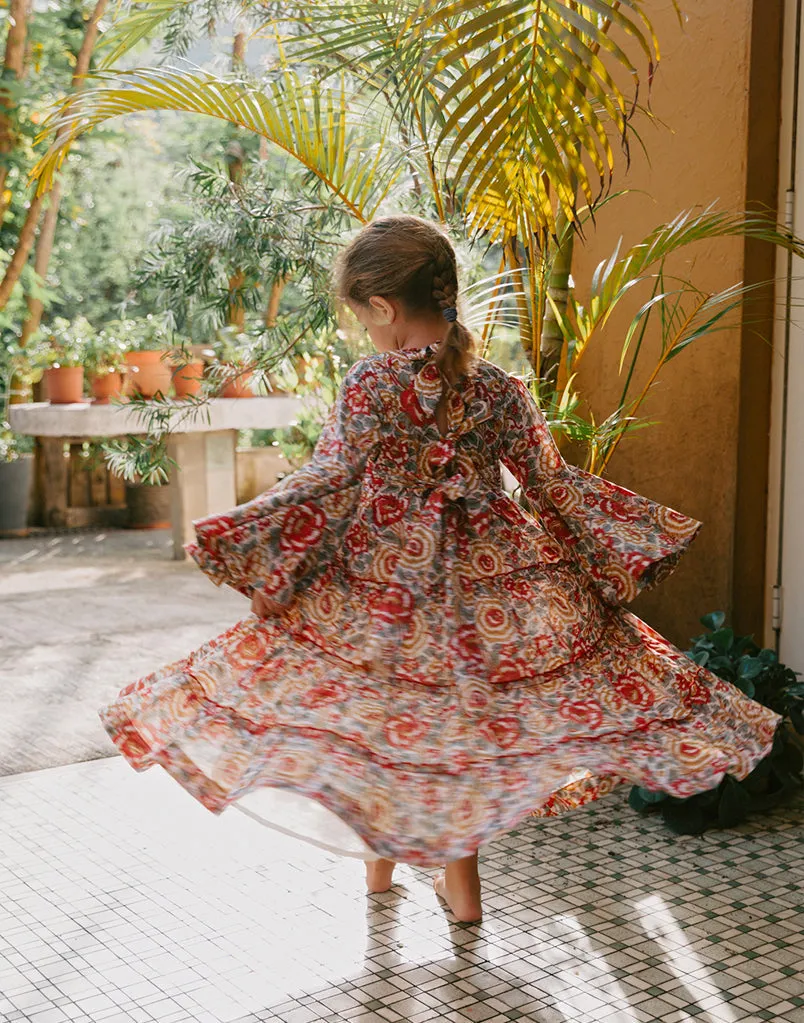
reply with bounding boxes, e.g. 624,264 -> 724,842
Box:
568,1 -> 780,648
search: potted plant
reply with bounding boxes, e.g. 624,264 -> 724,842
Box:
85,329 -> 128,403
170,343 -> 206,399
207,328 -> 256,398
121,316 -> 173,398
37,317 -> 91,404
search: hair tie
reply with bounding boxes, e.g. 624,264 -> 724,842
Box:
442,306 -> 458,322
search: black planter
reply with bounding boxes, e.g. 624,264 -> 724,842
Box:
125,477 -> 173,530
0,455 -> 33,534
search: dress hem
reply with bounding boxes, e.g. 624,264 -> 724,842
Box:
99,708 -> 782,869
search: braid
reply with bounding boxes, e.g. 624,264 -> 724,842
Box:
431,242 -> 474,386
431,245 -> 458,317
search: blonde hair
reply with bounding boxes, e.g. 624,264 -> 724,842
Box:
334,215 -> 475,385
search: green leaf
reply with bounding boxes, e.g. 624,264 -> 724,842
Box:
711,628 -> 735,654
636,786 -> 667,804
737,656 -> 765,681
734,678 -> 756,700
628,786 -> 666,812
700,611 -> 726,631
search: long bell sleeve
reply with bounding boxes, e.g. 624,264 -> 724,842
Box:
501,376 -> 702,605
186,357 -> 382,605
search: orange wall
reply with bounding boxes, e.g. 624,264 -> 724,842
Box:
569,1 -> 781,647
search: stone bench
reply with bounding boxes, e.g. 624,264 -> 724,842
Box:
9,397 -> 302,558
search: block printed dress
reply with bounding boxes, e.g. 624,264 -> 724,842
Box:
100,344 -> 781,866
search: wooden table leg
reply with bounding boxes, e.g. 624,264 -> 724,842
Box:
37,438 -> 69,528
168,430 -> 238,560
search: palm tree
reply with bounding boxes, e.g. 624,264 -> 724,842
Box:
29,0 -> 803,475
33,1 -> 661,358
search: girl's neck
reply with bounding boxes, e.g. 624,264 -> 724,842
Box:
395,313 -> 447,351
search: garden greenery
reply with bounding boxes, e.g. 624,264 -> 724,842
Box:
629,613 -> 804,834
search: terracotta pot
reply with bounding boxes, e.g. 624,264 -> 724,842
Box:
43,366 -> 86,404
172,361 -> 205,398
91,370 -> 124,404
220,368 -> 253,398
124,351 -> 172,398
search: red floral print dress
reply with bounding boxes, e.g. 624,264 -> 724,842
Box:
100,345 -> 781,866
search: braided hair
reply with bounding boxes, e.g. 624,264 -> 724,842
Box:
334,215 -> 475,385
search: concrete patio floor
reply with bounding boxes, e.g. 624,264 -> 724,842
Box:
0,528 -> 245,776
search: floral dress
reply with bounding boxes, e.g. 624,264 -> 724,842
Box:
100,344 -> 781,866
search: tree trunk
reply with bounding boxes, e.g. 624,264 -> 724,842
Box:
0,192 -> 42,308
264,275 -> 288,328
225,30 -> 247,328
72,0 -> 107,88
19,179 -> 61,343
232,29 -> 246,68
506,236 -> 533,364
228,270 -> 246,329
0,0 -> 31,218
6,0 -> 108,319
539,206 -> 575,384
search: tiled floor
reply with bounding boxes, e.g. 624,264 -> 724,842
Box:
1,758 -> 802,1023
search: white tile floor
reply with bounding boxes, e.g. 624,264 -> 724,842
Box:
1,757 -> 802,1023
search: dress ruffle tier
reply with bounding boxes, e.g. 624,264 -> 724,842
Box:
100,347 -> 781,866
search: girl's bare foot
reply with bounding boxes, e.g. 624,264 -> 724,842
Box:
433,852 -> 482,922
366,858 -> 396,893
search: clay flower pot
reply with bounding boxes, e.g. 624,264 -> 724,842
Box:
43,366 -> 86,404
220,367 -> 253,398
172,361 -> 205,398
125,351 -> 172,398
91,370 -> 124,404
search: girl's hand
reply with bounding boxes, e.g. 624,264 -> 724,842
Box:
251,590 -> 287,618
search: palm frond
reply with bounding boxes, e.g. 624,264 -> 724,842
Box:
99,0 -> 194,66
417,0 -> 662,232
32,68 -> 403,222
569,206 -> 804,372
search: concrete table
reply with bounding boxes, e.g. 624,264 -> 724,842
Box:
10,397 -> 302,558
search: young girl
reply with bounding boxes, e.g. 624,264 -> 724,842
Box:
101,215 -> 780,924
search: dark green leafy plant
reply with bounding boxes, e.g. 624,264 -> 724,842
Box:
687,612 -> 804,724
628,612 -> 804,834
